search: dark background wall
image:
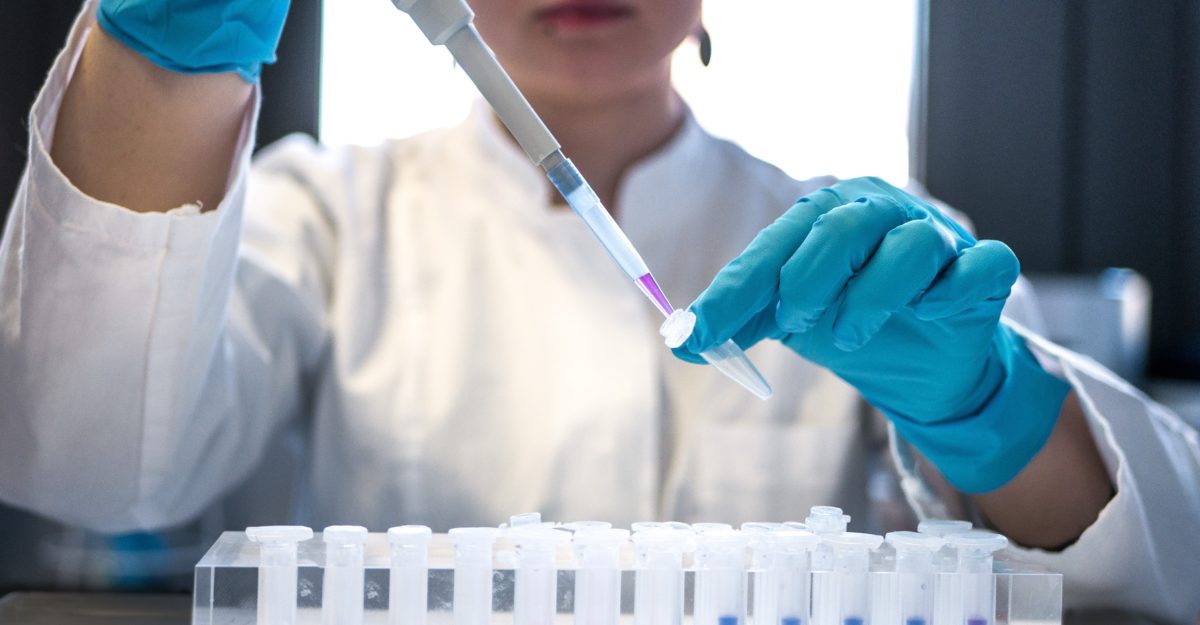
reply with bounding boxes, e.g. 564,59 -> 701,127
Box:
0,0 -> 321,219
920,0 -> 1200,379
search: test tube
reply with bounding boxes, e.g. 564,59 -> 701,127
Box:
512,526 -> 571,625
806,507 -> 850,625
946,531 -> 1007,625
761,530 -> 820,625
573,528 -> 629,625
693,529 -> 750,625
917,520 -> 971,625
739,522 -> 783,625
388,525 -> 432,625
631,527 -> 691,625
321,525 -> 368,625
916,520 -> 972,572
246,525 -> 312,625
824,532 -> 883,625
886,531 -> 946,625
450,527 -> 500,625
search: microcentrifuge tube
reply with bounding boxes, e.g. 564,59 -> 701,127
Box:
824,532 -> 883,625
917,519 -> 971,625
388,526 -> 432,625
886,531 -> 946,625
660,310 -> 773,400
450,528 -> 499,625
761,530 -> 820,625
693,529 -> 750,625
740,522 -> 784,625
321,526 -> 368,625
946,531 -> 1007,625
806,507 -> 850,625
573,528 -> 628,625
247,525 -> 312,625
512,526 -> 571,625
632,527 -> 690,625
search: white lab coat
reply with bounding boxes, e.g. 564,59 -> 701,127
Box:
2,4 -> 1198,622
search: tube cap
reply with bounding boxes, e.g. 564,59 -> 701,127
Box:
917,519 -> 973,538
388,525 -> 433,546
886,531 -> 945,552
323,525 -> 368,546
247,526 -> 313,544
823,532 -> 884,551
806,506 -> 851,535
945,530 -> 1008,555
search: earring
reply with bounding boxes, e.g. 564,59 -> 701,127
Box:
698,26 -> 712,67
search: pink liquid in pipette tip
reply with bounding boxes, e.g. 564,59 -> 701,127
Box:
637,273 -> 674,316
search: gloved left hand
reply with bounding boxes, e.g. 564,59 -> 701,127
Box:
98,0 -> 291,83
673,177 -> 1070,493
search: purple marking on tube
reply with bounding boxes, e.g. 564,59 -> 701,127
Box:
966,619 -> 989,625
637,273 -> 674,315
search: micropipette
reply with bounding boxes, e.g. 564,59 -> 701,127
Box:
390,0 -> 772,400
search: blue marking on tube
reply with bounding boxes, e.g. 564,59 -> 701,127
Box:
844,618 -> 864,625
906,619 -> 927,625
782,617 -> 803,625
718,616 -> 739,625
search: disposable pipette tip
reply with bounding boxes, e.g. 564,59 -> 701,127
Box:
660,310 -> 773,400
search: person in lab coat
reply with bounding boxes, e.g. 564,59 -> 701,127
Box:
0,0 -> 1197,621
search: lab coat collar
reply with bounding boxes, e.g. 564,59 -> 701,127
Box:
468,102 -> 553,209
466,99 -> 713,223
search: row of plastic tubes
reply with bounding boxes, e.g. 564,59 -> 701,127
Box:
246,506 -> 1007,625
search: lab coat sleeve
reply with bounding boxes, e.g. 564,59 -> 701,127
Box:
894,283 -> 1200,623
0,3 -> 333,533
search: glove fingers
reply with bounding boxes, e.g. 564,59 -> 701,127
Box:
674,299 -> 783,363
913,239 -> 1020,320
775,194 -> 910,333
832,219 -> 959,350
683,197 -> 829,353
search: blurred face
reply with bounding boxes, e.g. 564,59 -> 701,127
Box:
469,0 -> 701,104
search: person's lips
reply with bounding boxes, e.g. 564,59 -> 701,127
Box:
534,2 -> 635,30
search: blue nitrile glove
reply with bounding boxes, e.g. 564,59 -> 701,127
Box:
98,0 -> 291,82
674,177 -> 1070,493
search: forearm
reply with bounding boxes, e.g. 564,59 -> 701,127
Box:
972,391 -> 1114,548
51,26 -> 251,214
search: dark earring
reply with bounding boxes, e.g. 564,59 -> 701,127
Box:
698,26 -> 712,67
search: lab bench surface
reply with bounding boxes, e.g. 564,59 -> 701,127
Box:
0,592 -> 189,625
0,591 -> 1165,625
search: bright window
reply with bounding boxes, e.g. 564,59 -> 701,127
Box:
321,1 -> 918,184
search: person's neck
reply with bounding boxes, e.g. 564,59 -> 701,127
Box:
498,80 -> 684,214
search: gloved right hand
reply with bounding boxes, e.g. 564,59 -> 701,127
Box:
98,0 -> 291,83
